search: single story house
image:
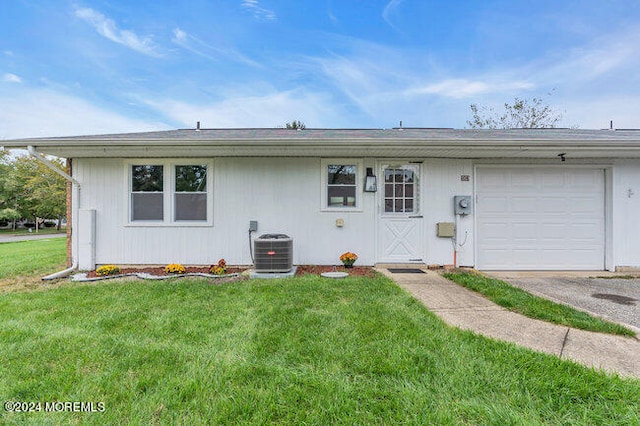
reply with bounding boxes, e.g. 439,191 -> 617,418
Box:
4,127 -> 640,272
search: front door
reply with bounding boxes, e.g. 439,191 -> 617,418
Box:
377,163 -> 424,263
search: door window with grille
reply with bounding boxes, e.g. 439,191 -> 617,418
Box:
383,165 -> 419,213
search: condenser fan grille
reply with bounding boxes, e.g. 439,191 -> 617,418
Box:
254,234 -> 293,273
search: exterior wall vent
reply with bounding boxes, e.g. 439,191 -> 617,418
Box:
254,234 -> 293,273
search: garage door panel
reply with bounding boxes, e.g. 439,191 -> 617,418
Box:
540,171 -> 565,188
511,172 -> 537,188
513,223 -> 537,239
483,196 -> 509,212
538,195 -> 569,215
541,223 -> 566,239
477,168 -> 604,270
513,249 -> 539,267
571,197 -> 602,213
512,197 -> 537,212
569,222 -> 603,241
478,171 -> 508,189
570,170 -> 602,189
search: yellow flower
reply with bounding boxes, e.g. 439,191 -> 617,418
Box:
165,263 -> 186,274
96,265 -> 120,276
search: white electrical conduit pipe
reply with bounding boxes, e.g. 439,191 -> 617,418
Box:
27,146 -> 80,280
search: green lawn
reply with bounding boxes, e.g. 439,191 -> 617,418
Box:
0,238 -> 66,279
0,275 -> 638,425
444,271 -> 635,337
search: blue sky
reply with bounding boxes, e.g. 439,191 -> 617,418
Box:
1,0 -> 639,139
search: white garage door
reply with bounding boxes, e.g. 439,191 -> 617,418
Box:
476,167 -> 605,270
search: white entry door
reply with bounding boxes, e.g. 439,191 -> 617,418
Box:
377,164 -> 424,263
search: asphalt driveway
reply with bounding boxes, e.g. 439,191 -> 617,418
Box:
484,272 -> 640,331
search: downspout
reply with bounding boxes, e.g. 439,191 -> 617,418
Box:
27,146 -> 80,280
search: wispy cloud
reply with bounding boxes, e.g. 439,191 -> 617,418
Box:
532,25 -> 640,85
382,0 -> 404,29
172,28 -> 209,58
145,89 -> 346,128
171,28 -> 260,67
406,79 -> 534,98
74,7 -> 160,57
2,73 -> 22,83
0,87 -> 169,139
241,0 -> 276,21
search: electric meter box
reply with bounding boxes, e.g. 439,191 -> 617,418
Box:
454,195 -> 472,215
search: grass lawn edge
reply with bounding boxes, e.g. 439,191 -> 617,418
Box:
442,270 -> 636,337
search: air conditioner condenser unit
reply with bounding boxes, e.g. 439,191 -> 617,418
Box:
254,234 -> 293,273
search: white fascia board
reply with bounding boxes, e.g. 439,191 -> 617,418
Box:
6,137 -> 640,159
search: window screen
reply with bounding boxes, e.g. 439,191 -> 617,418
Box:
175,165 -> 207,221
327,165 -> 356,207
131,165 -> 164,221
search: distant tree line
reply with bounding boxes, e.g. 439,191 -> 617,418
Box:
0,150 -> 66,230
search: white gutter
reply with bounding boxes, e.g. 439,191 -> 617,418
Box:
27,145 -> 80,280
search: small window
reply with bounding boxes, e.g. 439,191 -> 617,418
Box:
327,164 -> 357,207
175,165 -> 207,221
131,165 -> 164,221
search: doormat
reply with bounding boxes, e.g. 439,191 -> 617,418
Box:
387,268 -> 425,274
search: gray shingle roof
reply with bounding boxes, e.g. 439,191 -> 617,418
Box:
10,127 -> 640,141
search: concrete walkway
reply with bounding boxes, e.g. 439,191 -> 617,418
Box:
0,233 -> 66,244
377,268 -> 640,379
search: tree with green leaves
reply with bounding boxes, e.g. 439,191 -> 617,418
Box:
0,150 -> 19,229
0,154 -> 66,230
467,96 -> 563,129
285,120 -> 306,130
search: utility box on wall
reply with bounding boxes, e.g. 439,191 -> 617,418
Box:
78,209 -> 96,270
437,222 -> 455,238
454,195 -> 472,216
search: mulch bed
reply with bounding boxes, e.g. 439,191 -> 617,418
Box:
85,266 -> 247,279
295,265 -> 377,277
86,265 -> 376,279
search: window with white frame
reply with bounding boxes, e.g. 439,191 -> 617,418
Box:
129,161 -> 211,224
174,165 -> 208,221
131,165 -> 164,221
322,159 -> 362,209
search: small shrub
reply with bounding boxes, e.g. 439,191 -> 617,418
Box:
96,265 -> 121,276
209,259 -> 227,275
165,263 -> 186,274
